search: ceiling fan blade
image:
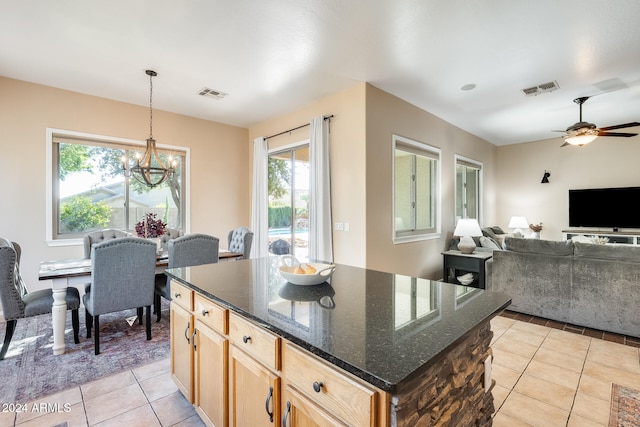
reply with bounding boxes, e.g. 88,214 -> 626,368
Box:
597,131 -> 638,137
598,122 -> 640,131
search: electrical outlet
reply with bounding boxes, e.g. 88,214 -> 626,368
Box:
335,222 -> 344,231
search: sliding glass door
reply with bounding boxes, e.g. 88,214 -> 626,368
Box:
268,144 -> 310,257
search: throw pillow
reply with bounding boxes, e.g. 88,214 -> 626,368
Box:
480,236 -> 501,250
490,226 -> 506,235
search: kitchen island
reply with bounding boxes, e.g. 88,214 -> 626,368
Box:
165,257 -> 510,426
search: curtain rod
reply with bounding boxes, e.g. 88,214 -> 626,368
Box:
264,115 -> 333,140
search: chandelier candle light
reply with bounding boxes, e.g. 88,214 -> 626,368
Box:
122,70 -> 176,188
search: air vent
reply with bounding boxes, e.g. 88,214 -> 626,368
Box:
198,87 -> 228,100
521,80 -> 560,96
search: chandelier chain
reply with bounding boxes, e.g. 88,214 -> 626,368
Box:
149,71 -> 153,139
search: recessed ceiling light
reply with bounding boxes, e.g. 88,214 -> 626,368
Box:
461,84 -> 476,91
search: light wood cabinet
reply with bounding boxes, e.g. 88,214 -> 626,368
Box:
194,319 -> 228,427
282,343 -> 378,427
170,281 -> 195,402
171,290 -> 388,426
228,344 -> 281,426
281,384 -> 347,427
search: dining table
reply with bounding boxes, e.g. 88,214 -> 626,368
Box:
38,249 -> 243,355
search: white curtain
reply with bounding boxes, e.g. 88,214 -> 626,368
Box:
251,137 -> 269,258
308,116 -> 333,262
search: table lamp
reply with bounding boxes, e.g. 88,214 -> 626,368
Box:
454,219 -> 483,254
508,216 -> 529,237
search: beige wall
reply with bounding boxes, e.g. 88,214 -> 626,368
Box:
0,76 -> 249,289
249,83 -> 368,267
365,85 -> 498,279
496,135 -> 640,240
250,83 -> 499,279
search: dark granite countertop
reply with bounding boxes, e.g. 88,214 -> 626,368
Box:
165,257 -> 510,393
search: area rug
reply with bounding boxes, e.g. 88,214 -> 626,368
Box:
609,383 -> 640,427
0,300 -> 170,403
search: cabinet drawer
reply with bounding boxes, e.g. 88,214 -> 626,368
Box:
194,294 -> 227,334
283,343 -> 377,427
170,281 -> 193,311
228,312 -> 280,371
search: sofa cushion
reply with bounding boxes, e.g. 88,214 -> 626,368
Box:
574,241 -> 640,262
504,236 -> 574,256
480,236 -> 501,250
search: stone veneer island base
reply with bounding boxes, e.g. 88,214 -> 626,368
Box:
165,257 -> 509,426
392,321 -> 494,426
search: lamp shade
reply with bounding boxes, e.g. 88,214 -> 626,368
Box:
454,219 -> 482,237
508,216 -> 529,229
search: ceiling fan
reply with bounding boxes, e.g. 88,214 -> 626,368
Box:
557,96 -> 640,147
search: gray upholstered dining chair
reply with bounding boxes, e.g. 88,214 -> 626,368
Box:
0,237 -> 80,360
83,237 -> 156,355
154,233 -> 219,321
159,228 -> 183,252
83,228 -> 129,258
227,227 -> 253,259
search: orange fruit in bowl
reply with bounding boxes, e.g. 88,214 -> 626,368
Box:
304,264 -> 317,274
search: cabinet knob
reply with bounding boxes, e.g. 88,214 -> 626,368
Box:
312,381 -> 324,393
201,308 -> 209,316
242,335 -> 252,344
174,292 -> 181,299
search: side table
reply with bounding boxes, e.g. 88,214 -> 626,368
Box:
442,250 -> 493,289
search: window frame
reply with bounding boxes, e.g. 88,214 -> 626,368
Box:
46,128 -> 190,246
392,134 -> 441,244
454,155 -> 483,223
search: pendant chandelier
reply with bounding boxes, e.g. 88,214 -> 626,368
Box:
123,70 -> 176,188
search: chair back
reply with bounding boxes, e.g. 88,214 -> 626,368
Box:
227,227 -> 253,259
160,228 -> 183,251
83,229 -> 129,258
169,234 -> 219,268
0,238 -> 24,320
89,237 -> 156,316
269,239 -> 291,255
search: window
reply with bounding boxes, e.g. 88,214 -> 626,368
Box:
393,135 -> 441,243
267,142 -> 310,257
455,156 -> 482,222
47,129 -> 187,243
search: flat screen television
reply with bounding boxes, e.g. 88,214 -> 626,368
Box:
569,186 -> 640,230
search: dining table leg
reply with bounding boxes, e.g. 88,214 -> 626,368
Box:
51,278 -> 69,355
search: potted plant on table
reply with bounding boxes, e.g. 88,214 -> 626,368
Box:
136,213 -> 166,252
529,222 -> 543,239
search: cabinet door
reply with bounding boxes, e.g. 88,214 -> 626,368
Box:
171,302 -> 194,402
194,320 -> 228,427
281,385 -> 347,427
229,344 -> 280,427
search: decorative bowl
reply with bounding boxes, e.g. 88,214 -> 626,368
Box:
278,255 -> 336,286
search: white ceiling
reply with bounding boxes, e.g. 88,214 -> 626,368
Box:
2,0 -> 640,146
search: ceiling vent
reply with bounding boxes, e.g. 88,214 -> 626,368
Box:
521,80 -> 560,96
198,87 -> 228,100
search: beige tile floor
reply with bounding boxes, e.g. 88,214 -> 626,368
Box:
2,316 -> 639,426
491,315 -> 640,427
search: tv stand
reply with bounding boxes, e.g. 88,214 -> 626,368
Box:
563,229 -> 640,245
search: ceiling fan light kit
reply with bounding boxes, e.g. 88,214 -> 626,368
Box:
557,96 -> 639,147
